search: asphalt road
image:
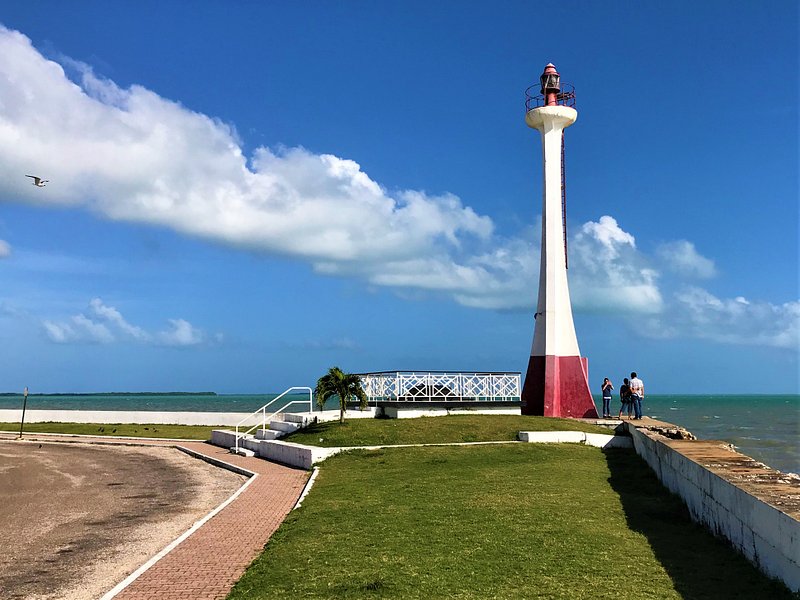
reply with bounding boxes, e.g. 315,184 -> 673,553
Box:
0,441 -> 245,600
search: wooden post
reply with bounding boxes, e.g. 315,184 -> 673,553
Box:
18,386 -> 28,439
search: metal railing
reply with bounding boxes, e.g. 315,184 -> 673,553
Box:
234,386 -> 313,454
358,371 -> 521,403
525,83 -> 576,111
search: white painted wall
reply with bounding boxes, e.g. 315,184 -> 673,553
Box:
0,409 -> 257,426
518,430 -> 632,449
629,426 -> 799,592
381,406 -> 521,419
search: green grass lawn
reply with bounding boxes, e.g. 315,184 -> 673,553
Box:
0,422 -> 218,439
284,414 -> 612,447
228,444 -> 793,600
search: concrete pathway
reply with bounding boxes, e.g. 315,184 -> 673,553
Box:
0,433 -> 309,600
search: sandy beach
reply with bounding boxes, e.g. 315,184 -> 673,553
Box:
0,441 -> 246,600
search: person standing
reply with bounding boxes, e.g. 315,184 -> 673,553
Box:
601,378 -> 614,418
618,378 -> 632,419
630,372 -> 645,420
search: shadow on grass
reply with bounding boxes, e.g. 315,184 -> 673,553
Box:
604,449 -> 796,599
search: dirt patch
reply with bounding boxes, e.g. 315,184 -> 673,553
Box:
0,440 -> 246,600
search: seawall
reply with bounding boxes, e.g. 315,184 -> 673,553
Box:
626,420 -> 799,592
0,409 -> 254,426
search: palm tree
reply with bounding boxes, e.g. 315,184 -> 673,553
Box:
315,366 -> 368,424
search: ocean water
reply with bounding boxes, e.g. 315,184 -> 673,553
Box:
595,394 -> 799,475
1,393 -> 797,475
0,393 -> 301,414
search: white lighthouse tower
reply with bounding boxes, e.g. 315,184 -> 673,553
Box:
521,63 -> 597,418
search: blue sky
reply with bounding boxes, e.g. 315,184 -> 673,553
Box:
0,1 -> 797,394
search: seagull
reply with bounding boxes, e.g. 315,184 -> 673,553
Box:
26,175 -> 49,187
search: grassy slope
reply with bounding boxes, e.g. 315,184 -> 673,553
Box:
284,414 -> 611,447
0,422 -> 217,439
229,444 -> 792,600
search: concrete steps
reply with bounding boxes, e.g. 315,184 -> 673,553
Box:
211,410 -> 320,463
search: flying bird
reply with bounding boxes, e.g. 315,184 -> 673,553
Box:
26,175 -> 49,187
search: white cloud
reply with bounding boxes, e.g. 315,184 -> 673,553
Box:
569,216 -> 663,314
157,318 -> 204,347
0,28 -> 663,316
1,26 -> 796,352
41,298 -> 211,347
0,240 -> 10,258
41,320 -> 73,343
578,215 -> 636,254
0,26 -> 491,282
43,314 -> 113,344
88,297 -> 149,340
643,287 -> 799,349
656,240 -> 716,279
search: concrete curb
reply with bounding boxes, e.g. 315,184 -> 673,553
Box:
294,466 -> 320,510
518,430 -> 633,448
210,430 -> 631,470
176,445 -> 257,478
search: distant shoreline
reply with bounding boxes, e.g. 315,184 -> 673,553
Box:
0,391 -> 218,397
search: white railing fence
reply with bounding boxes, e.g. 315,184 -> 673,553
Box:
358,371 -> 520,403
234,386 -> 313,453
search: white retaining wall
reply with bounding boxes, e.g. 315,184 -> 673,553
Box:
257,440 -> 343,470
0,408 -> 375,427
629,426 -> 799,592
518,431 -> 633,449
0,409 -> 260,426
381,406 -> 521,419
211,430 -> 344,470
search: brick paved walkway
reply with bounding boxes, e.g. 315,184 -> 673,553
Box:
1,433 -> 309,600
114,442 -> 308,600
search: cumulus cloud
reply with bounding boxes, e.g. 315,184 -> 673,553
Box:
0,26 -> 491,288
0,27 -> 659,314
157,318 -> 206,347
43,316 -> 112,344
656,240 -> 716,279
0,26 -> 796,350
42,298 -> 211,346
0,239 -> 10,258
88,297 -> 148,340
569,216 -> 663,314
643,288 -> 800,349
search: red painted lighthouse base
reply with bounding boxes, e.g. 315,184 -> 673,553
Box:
521,355 -> 599,418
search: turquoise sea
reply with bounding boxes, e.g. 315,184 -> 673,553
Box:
1,393 -> 797,475
593,394 -> 799,475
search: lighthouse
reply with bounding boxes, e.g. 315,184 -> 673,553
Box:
521,63 -> 598,419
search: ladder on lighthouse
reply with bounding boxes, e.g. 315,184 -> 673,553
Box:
561,132 -> 568,269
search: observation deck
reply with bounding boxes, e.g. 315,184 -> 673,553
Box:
358,371 -> 521,404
